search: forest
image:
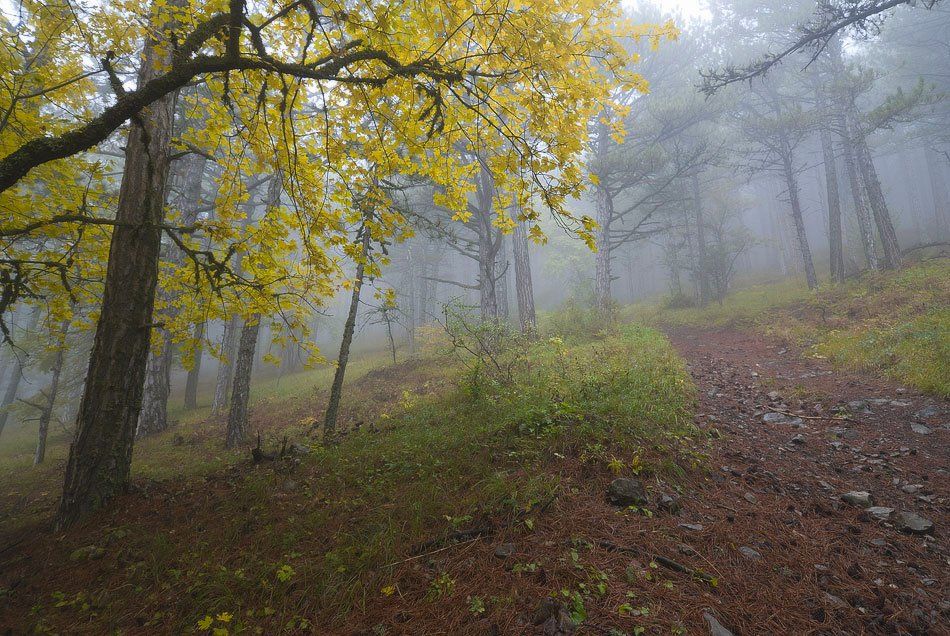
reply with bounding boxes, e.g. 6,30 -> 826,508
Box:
0,0 -> 947,633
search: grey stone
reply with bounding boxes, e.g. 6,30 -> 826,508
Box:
841,491 -> 874,508
866,506 -> 894,520
743,492 -> 758,504
895,511 -> 934,535
910,424 -> 932,435
767,391 -> 781,400
824,593 -> 848,609
762,412 -> 787,424
901,484 -> 921,494
738,546 -> 761,560
848,400 -> 871,413
69,545 -> 105,561
915,405 -> 941,419
790,434 -> 806,445
533,599 -> 576,636
679,523 -> 704,532
703,612 -> 736,636
493,543 -> 516,559
606,478 -> 648,507
658,493 -> 681,514
890,400 -> 911,407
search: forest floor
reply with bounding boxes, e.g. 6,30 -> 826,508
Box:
1,266 -> 948,635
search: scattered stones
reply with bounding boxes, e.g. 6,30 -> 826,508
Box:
767,390 -> 781,400
606,478 -> 648,507
915,405 -> 941,419
533,599 -> 576,635
762,412 -> 788,424
865,506 -> 894,520
658,494 -> 681,514
824,593 -> 848,609
890,400 -> 911,407
738,546 -> 761,560
910,423 -> 932,435
281,479 -> 299,492
901,484 -> 921,494
703,611 -> 736,636
790,434 -> 806,445
848,400 -> 872,414
678,523 -> 704,532
895,511 -> 934,536
493,543 -> 516,559
841,491 -> 874,508
743,492 -> 758,504
288,442 -> 312,455
677,543 -> 697,557
69,545 -> 105,561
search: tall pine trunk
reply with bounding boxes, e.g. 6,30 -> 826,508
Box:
35,321 -> 69,465
324,210 -> 372,442
225,317 -> 260,448
782,156 -> 818,290
852,127 -> 901,269
137,153 -> 208,436
512,220 -> 536,333
691,173 -> 711,305
56,3 -> 180,528
183,321 -> 204,409
838,118 -> 879,271
211,316 -> 240,415
817,98 -> 845,283
0,307 -> 40,437
593,120 -> 612,314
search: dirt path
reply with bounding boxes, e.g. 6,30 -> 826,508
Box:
661,326 -> 948,634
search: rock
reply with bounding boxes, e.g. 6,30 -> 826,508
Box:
841,491 -> 874,508
678,523 -> 704,532
890,400 -> 911,407
703,612 -> 736,636
678,543 -> 697,556
762,412 -> 787,424
824,592 -> 848,609
288,442 -> 312,455
493,543 -> 516,559
69,545 -> 105,561
767,391 -> 781,400
743,492 -> 758,504
790,434 -> 806,445
848,400 -> 871,413
658,494 -> 681,514
281,479 -> 299,492
901,484 -> 921,494
895,511 -> 934,536
606,478 -> 648,507
910,424 -> 932,435
738,546 -> 761,560
915,405 -> 940,419
532,599 -> 576,636
865,506 -> 894,520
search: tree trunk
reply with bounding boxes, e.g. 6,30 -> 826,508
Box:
512,220 -> 537,333
593,120 -> 612,314
211,316 -> 240,415
406,246 -> 416,354
183,321 -> 204,409
324,211 -> 372,442
783,156 -> 818,290
0,307 -> 41,437
137,153 -> 207,435
691,173 -> 711,305
926,147 -> 949,235
818,107 -> 845,283
56,3 -> 180,528
35,322 -> 69,465
224,316 -> 260,448
852,125 -> 901,269
838,119 -> 879,271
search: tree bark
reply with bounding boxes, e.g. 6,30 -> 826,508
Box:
926,147 -> 949,235
838,118 -> 879,271
324,210 -> 372,442
852,124 -> 901,269
691,173 -> 711,305
183,321 -> 204,409
56,3 -> 180,528
0,307 -> 41,437
818,96 -> 845,283
593,121 -> 612,314
35,322 -> 69,465
224,316 -> 260,448
137,152 -> 208,436
512,219 -> 537,333
783,156 -> 818,290
211,316 -> 240,415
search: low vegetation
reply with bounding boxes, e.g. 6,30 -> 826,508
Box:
634,259 -> 950,396
5,321 -> 696,632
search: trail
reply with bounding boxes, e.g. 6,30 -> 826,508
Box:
662,326 -> 948,634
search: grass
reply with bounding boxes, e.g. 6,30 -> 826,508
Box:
633,258 -> 950,397
7,321 -> 696,633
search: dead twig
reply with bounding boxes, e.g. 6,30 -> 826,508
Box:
765,406 -> 860,425
595,539 -> 715,582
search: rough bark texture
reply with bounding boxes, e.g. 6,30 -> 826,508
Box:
817,93 -> 845,283
211,316 -> 240,415
852,126 -> 901,269
56,6 -> 180,528
691,173 -> 711,305
512,220 -> 536,334
0,352 -> 25,438
137,153 -> 208,436
926,147 -> 950,234
838,117 -> 879,270
324,213 -> 372,441
474,165 -> 500,322
183,321 -> 204,409
593,122 -> 612,314
783,156 -> 818,290
224,317 -> 260,448
35,323 -> 68,465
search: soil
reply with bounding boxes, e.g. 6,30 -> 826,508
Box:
0,327 -> 946,635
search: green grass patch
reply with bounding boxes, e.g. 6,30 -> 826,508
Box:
633,259 -> 950,397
